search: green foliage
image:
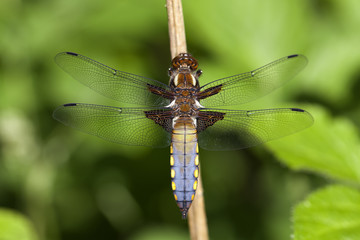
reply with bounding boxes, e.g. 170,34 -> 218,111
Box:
267,106 -> 360,238
267,105 -> 360,183
294,185 -> 360,240
1,0 -> 360,239
0,209 -> 39,240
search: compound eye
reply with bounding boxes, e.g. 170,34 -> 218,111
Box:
191,61 -> 198,70
171,57 -> 181,69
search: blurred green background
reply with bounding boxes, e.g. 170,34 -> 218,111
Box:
1,0 -> 360,239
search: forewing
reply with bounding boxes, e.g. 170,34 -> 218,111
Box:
53,103 -> 172,147
199,55 -> 308,107
198,108 -> 313,150
55,52 -> 171,106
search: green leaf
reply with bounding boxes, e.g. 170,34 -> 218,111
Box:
0,208 -> 39,240
293,185 -> 360,240
266,105 -> 360,184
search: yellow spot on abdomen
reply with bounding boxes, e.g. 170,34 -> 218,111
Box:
191,194 -> 195,201
194,168 -> 199,178
170,145 -> 173,154
172,181 -> 176,190
171,169 -> 176,178
170,156 -> 174,166
194,155 -> 199,166
174,194 -> 178,201
193,180 -> 198,190
196,143 -> 199,153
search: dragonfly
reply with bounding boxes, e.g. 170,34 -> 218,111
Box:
53,52 -> 313,219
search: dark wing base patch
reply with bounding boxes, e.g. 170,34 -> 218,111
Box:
197,111 -> 226,133
144,110 -> 173,133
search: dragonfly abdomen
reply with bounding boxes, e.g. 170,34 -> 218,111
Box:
170,119 -> 199,219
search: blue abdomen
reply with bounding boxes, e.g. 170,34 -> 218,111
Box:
170,120 -> 199,219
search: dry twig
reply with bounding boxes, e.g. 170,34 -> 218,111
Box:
166,0 -> 187,58
166,1 -> 209,239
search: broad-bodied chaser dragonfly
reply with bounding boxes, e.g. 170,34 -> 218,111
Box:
53,52 -> 313,218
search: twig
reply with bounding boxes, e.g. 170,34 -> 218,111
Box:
187,172 -> 209,240
166,1 -> 209,239
166,0 -> 187,58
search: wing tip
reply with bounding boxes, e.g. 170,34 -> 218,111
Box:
290,108 -> 315,126
52,103 -> 77,121
290,108 -> 305,112
65,52 -> 78,56
54,52 -> 79,64
55,51 -> 78,57
287,54 -> 299,59
63,103 -> 77,107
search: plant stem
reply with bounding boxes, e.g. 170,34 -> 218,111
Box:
166,1 -> 209,239
166,0 -> 187,57
187,173 -> 209,240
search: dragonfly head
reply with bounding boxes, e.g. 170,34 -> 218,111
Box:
169,53 -> 202,88
171,53 -> 198,70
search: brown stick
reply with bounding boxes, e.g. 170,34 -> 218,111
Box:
187,170 -> 209,240
166,0 -> 187,58
166,1 -> 209,239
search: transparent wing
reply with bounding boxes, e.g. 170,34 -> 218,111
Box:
199,54 -> 308,107
198,108 -> 313,150
53,103 -> 172,147
55,52 -> 171,107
